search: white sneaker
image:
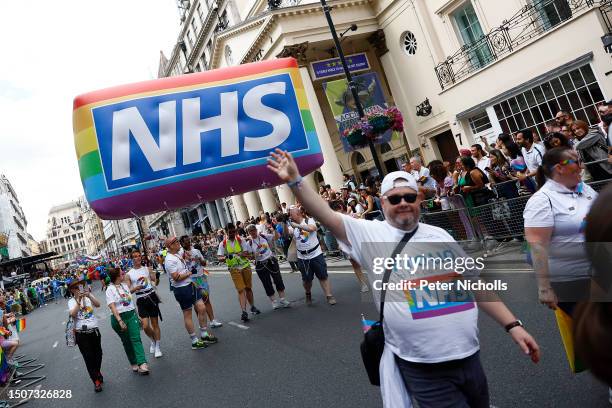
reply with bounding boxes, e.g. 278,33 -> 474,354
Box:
279,298 -> 291,308
272,299 -> 281,310
149,342 -> 155,354
155,348 -> 163,358
360,283 -> 370,293
210,319 -> 223,328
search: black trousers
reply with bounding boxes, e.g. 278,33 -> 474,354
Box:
75,329 -> 103,383
255,258 -> 285,297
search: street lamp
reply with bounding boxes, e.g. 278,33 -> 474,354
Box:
319,0 -> 385,177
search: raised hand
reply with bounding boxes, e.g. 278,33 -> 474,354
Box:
267,149 -> 300,182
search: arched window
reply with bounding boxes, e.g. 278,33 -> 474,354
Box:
380,143 -> 392,154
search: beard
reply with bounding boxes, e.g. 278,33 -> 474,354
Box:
387,211 -> 419,231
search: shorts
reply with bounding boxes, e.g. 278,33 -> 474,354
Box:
136,292 -> 161,318
0,337 -> 17,350
193,277 -> 210,302
297,253 -> 328,282
229,267 -> 253,292
173,284 -> 202,311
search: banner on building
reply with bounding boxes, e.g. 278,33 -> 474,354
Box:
73,58 -> 323,220
323,72 -> 393,152
310,53 -> 370,80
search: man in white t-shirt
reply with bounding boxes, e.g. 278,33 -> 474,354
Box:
164,236 -> 207,350
470,144 -> 490,173
517,129 -> 545,181
288,206 -> 336,306
267,149 -> 540,407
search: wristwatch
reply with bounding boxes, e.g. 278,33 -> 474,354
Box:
504,320 -> 523,332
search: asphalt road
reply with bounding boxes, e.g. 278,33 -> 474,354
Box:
10,266 -> 611,408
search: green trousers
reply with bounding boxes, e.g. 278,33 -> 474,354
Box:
110,310 -> 147,366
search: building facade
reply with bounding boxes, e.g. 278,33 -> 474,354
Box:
45,200 -> 86,268
160,0 -> 612,218
82,199 -> 106,256
0,174 -> 30,260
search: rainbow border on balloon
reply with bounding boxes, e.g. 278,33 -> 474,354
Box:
73,58 -> 322,219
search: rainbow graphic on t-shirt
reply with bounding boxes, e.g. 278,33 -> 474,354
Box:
119,291 -> 132,307
403,274 -> 475,320
79,305 -> 94,320
299,229 -> 310,243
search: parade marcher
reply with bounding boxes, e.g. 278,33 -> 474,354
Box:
106,268 -> 150,374
164,236 -> 208,349
288,206 -> 336,306
217,224 -> 261,322
524,147 -> 598,314
244,224 -> 290,310
179,236 -> 221,342
67,277 -> 104,392
125,250 -> 163,358
268,149 -> 540,407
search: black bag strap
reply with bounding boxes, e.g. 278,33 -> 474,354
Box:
379,226 -> 419,322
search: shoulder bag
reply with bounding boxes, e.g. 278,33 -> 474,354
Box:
360,226 -> 419,386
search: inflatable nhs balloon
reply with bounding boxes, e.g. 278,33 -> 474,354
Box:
73,58 -> 323,219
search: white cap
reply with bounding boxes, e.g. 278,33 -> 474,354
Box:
380,171 -> 418,196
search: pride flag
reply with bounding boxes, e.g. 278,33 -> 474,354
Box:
555,308 -> 586,373
361,314 -> 378,333
15,318 -> 26,333
0,346 -> 9,385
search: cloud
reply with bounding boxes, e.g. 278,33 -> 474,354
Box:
0,0 -> 179,242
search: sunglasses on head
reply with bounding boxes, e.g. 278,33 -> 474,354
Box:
559,158 -> 581,166
384,193 -> 418,205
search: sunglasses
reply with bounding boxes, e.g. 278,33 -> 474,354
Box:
384,193 -> 418,205
559,158 -> 581,166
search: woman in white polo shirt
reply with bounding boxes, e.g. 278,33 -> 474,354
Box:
523,146 -> 598,315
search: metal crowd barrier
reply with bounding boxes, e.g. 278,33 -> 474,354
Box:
420,177 -> 612,249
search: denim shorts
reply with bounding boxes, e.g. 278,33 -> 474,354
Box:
173,284 -> 202,311
297,253 -> 328,282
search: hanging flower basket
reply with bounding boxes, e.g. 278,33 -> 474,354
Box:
341,106 -> 404,148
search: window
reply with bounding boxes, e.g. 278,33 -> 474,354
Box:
452,3 -> 492,69
534,0 -> 572,31
191,16 -> 198,33
493,65 -> 604,137
401,31 -> 418,56
197,3 -> 204,22
469,111 -> 493,134
186,30 -> 194,48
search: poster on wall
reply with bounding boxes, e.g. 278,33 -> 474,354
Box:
323,72 -> 394,153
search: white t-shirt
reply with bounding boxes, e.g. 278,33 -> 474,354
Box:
475,156 -> 490,173
523,179 -> 597,282
68,297 -> 98,330
105,283 -> 135,314
164,252 -> 192,288
522,144 -> 545,173
291,218 -> 322,260
246,233 -> 274,262
338,215 -> 479,363
126,267 -> 154,299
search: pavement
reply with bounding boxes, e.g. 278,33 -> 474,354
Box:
9,254 -> 611,408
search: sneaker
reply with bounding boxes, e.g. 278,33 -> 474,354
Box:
327,295 -> 337,305
210,319 -> 223,328
201,334 -> 218,345
191,339 -> 207,350
360,283 -> 370,293
241,311 -> 250,322
154,348 -> 163,358
272,299 -> 281,310
94,379 -> 103,392
250,305 -> 261,315
149,342 -> 156,354
279,298 -> 291,308
305,292 -> 312,306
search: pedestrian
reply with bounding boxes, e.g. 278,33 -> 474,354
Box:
179,236 -> 221,341
268,149 -> 540,407
217,224 -> 261,322
106,267 -> 149,374
67,277 -> 104,392
524,147 -> 598,314
485,149 -> 519,199
516,128 -> 545,184
470,144 -> 490,173
163,236 -> 208,349
543,131 -> 571,150
288,206 -> 336,306
125,250 -> 163,358
244,224 -> 290,310
572,120 -> 612,181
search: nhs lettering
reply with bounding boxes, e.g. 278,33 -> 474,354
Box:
73,59 -> 323,220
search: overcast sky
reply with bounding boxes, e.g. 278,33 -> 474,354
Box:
0,0 -> 179,241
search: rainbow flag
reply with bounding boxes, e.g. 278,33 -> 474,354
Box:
0,327 -> 10,338
0,347 -> 9,385
361,314 -> 377,333
15,318 -> 26,333
555,308 -> 586,373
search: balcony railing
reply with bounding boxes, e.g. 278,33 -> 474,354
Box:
435,0 -> 605,90
601,0 -> 612,51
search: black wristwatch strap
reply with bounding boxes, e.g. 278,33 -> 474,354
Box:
504,320 -> 523,332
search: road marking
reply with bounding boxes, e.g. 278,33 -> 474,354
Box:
52,341 -> 58,348
228,321 -> 249,330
